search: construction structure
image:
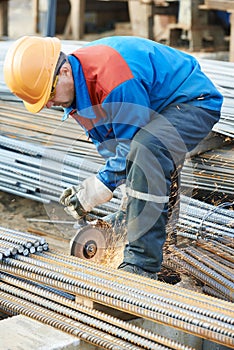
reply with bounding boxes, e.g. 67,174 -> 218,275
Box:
1,1 -> 233,60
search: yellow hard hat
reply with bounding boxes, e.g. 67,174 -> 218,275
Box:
3,36 -> 61,113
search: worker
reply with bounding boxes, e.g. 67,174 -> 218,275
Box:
4,36 -> 223,280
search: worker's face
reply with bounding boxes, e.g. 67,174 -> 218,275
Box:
45,62 -> 75,109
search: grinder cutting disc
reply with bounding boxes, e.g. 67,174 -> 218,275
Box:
70,220 -> 113,262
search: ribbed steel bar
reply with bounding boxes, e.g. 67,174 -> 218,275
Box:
0,185 -> 50,203
0,134 -> 120,212
177,216 -> 234,238
0,247 -> 11,258
196,240 -> 234,263
44,249 -> 233,318
179,208 -> 234,230
0,281 -> 182,350
177,195 -> 234,242
182,143 -> 234,195
183,246 -> 233,282
0,226 -> 233,346
0,256 -> 233,347
2,225 -> 233,323
0,226 -> 48,259
0,231 -> 30,249
0,272 -> 192,350
0,291 -> 143,350
181,195 -> 234,219
15,252 -> 233,333
168,254 -> 233,303
206,239 -> 234,256
0,145 -> 97,187
202,286 -> 229,301
0,241 -> 19,256
0,226 -> 46,245
169,247 -> 233,302
195,246 -> 234,270
180,199 -> 234,227
174,246 -> 233,290
0,110 -> 102,165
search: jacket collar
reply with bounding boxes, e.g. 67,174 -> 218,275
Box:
62,54 -> 97,121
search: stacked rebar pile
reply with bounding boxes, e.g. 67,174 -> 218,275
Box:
182,143 -> 234,197
169,240 -> 234,302
0,233 -> 234,349
0,134 -> 120,215
0,133 -> 101,202
178,195 -> 234,241
0,101 -> 102,162
0,226 -> 49,261
198,58 -> 234,138
167,195 -> 234,302
0,129 -> 233,214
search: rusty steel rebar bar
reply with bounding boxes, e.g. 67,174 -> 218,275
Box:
0,250 -> 233,348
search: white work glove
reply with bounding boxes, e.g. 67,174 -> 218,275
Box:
59,175 -> 113,220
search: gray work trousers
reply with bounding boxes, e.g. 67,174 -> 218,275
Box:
123,103 -> 220,272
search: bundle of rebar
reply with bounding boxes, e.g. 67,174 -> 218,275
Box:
164,195 -> 234,302
182,142 -> 234,196
177,195 -> 234,241
0,226 -> 49,261
167,240 -> 233,302
198,58 -> 234,138
0,101 -> 102,162
0,131 -> 233,216
0,228 -> 233,349
0,133 -> 120,215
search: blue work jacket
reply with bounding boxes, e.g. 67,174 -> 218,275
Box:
63,36 -> 223,191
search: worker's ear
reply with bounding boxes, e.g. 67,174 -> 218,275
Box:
60,62 -> 72,77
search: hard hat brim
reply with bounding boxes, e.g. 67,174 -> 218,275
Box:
23,83 -> 53,113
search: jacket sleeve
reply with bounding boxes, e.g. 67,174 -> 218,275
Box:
94,79 -> 153,191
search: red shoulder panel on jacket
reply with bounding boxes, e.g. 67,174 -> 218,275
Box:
72,45 -> 134,106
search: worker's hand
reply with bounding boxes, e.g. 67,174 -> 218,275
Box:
60,185 -> 87,220
59,175 -> 113,220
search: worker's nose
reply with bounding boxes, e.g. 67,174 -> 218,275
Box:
45,100 -> 54,109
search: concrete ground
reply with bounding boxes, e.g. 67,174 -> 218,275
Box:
0,315 -> 100,350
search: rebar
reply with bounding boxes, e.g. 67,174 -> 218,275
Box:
0,253 -> 233,347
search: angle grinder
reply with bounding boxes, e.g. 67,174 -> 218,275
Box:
70,210 -> 126,262
70,217 -> 112,261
